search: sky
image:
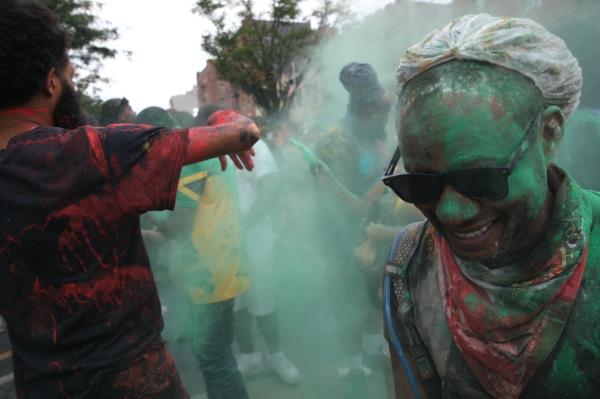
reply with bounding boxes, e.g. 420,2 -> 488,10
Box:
96,0 -> 395,111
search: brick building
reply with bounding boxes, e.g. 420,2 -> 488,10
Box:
196,60 -> 257,117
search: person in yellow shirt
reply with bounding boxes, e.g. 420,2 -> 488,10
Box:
139,105 -> 251,399
168,153 -> 251,399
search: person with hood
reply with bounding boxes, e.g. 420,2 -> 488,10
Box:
313,63 -> 393,396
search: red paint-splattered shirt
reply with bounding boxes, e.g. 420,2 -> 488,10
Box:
0,124 -> 188,397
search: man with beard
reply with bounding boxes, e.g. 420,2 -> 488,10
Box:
383,14 -> 599,399
0,1 -> 260,398
314,62 -> 392,396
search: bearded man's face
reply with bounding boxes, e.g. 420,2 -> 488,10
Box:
52,63 -> 87,129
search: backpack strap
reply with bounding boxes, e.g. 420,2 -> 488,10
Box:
384,221 -> 436,382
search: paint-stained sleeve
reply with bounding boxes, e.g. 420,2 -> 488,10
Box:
101,124 -> 189,215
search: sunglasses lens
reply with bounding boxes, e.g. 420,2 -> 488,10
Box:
449,168 -> 509,200
385,174 -> 443,204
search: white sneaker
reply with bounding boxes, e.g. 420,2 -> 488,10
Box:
237,352 -> 264,378
268,351 -> 301,385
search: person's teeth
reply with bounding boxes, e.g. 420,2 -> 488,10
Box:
455,221 -> 493,240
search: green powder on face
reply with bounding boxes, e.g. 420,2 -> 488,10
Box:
399,61 -> 545,170
435,189 -> 480,225
397,60 -> 558,264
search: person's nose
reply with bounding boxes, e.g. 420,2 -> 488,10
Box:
434,185 -> 480,226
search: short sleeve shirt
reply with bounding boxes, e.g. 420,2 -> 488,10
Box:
168,159 -> 250,304
0,124 -> 188,397
237,140 -> 278,215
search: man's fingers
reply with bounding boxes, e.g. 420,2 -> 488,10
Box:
229,154 -> 244,170
239,151 -> 255,171
219,156 -> 228,171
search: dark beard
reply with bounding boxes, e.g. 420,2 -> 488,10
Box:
53,82 -> 87,129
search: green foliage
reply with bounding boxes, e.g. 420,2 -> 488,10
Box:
195,0 -> 349,119
41,0 -> 119,104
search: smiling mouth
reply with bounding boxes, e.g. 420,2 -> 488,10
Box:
452,220 -> 495,240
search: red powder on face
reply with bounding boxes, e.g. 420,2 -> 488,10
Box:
443,92 -> 466,111
490,97 -> 507,122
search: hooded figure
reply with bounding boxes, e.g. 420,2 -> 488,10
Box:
135,106 -> 180,128
311,62 -> 399,398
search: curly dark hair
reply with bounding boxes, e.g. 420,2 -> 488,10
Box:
0,0 -> 71,109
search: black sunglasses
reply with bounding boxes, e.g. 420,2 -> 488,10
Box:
382,112 -> 541,204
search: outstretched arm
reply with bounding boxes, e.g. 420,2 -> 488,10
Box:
184,110 -> 261,171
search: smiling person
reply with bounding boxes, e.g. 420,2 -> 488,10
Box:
0,1 -> 259,398
382,14 -> 600,399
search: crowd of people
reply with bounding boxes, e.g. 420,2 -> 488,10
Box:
100,62 -> 414,398
1,1 -> 600,399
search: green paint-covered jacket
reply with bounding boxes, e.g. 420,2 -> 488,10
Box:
385,169 -> 600,398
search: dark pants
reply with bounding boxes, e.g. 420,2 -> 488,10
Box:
326,257 -> 372,356
15,340 -> 189,399
190,299 -> 248,399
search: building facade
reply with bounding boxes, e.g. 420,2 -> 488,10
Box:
196,60 -> 257,117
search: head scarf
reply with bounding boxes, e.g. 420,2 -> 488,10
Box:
340,62 -> 386,113
395,14 -> 582,119
134,106 -> 179,128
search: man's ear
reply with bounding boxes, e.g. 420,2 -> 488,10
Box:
541,105 -> 565,159
44,68 -> 60,97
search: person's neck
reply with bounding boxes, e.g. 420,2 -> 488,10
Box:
0,104 -> 53,150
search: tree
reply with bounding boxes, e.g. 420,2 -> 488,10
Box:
42,0 -> 119,117
195,0 -> 350,119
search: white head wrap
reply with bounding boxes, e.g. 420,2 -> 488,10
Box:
395,14 -> 582,119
